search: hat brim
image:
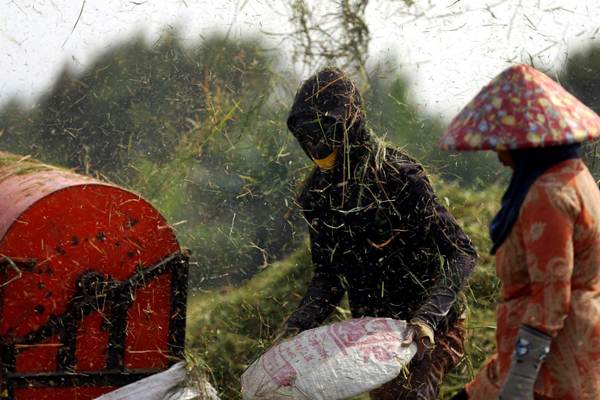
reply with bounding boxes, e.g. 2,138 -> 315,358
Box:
439,64 -> 600,151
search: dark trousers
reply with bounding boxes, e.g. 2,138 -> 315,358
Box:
449,388 -> 555,400
370,318 -> 466,400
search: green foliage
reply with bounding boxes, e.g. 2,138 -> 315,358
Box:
0,27 -> 508,289
0,151 -> 72,175
367,74 -> 430,157
433,178 -> 501,397
186,178 -> 502,399
0,33 -> 309,287
286,0 -> 417,74
288,0 -> 371,73
560,44 -> 600,177
284,1 -> 503,186
0,100 -> 38,157
365,69 -> 503,187
560,45 -> 600,112
186,246 -> 315,397
1,32 -> 275,179
128,94 -> 307,286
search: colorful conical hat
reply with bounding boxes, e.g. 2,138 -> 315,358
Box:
439,64 -> 600,151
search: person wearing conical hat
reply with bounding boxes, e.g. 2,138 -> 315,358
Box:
440,64 -> 600,400
278,67 -> 477,399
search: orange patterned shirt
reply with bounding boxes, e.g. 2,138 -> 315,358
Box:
467,159 -> 600,399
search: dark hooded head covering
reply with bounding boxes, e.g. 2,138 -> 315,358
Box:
287,68 -> 370,160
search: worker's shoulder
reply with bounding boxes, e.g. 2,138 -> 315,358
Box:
375,147 -> 428,181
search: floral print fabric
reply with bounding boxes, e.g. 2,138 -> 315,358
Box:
439,64 -> 600,151
466,159 -> 600,399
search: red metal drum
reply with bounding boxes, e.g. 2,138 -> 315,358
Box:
0,153 -> 188,399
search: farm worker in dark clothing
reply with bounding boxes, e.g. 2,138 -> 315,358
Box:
440,64 -> 600,400
281,67 -> 478,400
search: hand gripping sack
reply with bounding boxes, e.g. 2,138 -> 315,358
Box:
241,317 -> 417,400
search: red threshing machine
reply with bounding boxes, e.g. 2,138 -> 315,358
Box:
0,152 -> 188,399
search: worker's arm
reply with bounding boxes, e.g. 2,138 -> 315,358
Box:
390,162 -> 476,336
284,226 -> 346,334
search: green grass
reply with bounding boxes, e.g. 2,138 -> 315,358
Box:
0,151 -> 71,175
186,246 -> 316,398
185,179 -> 502,399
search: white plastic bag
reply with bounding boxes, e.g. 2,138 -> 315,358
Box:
241,317 -> 417,400
94,361 -> 219,400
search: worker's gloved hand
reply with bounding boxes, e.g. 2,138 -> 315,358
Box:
498,325 -> 552,400
408,319 -> 435,360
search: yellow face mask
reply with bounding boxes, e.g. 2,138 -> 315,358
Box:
312,150 -> 337,171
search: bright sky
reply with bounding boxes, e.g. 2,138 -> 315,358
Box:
1,0 -> 600,119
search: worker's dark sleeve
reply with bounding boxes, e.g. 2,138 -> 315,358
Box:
396,164 -> 477,332
285,226 -> 346,333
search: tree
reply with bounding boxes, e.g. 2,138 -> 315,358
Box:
280,0 -> 500,186
15,32 -> 275,181
560,44 -> 600,176
0,32 -> 306,288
